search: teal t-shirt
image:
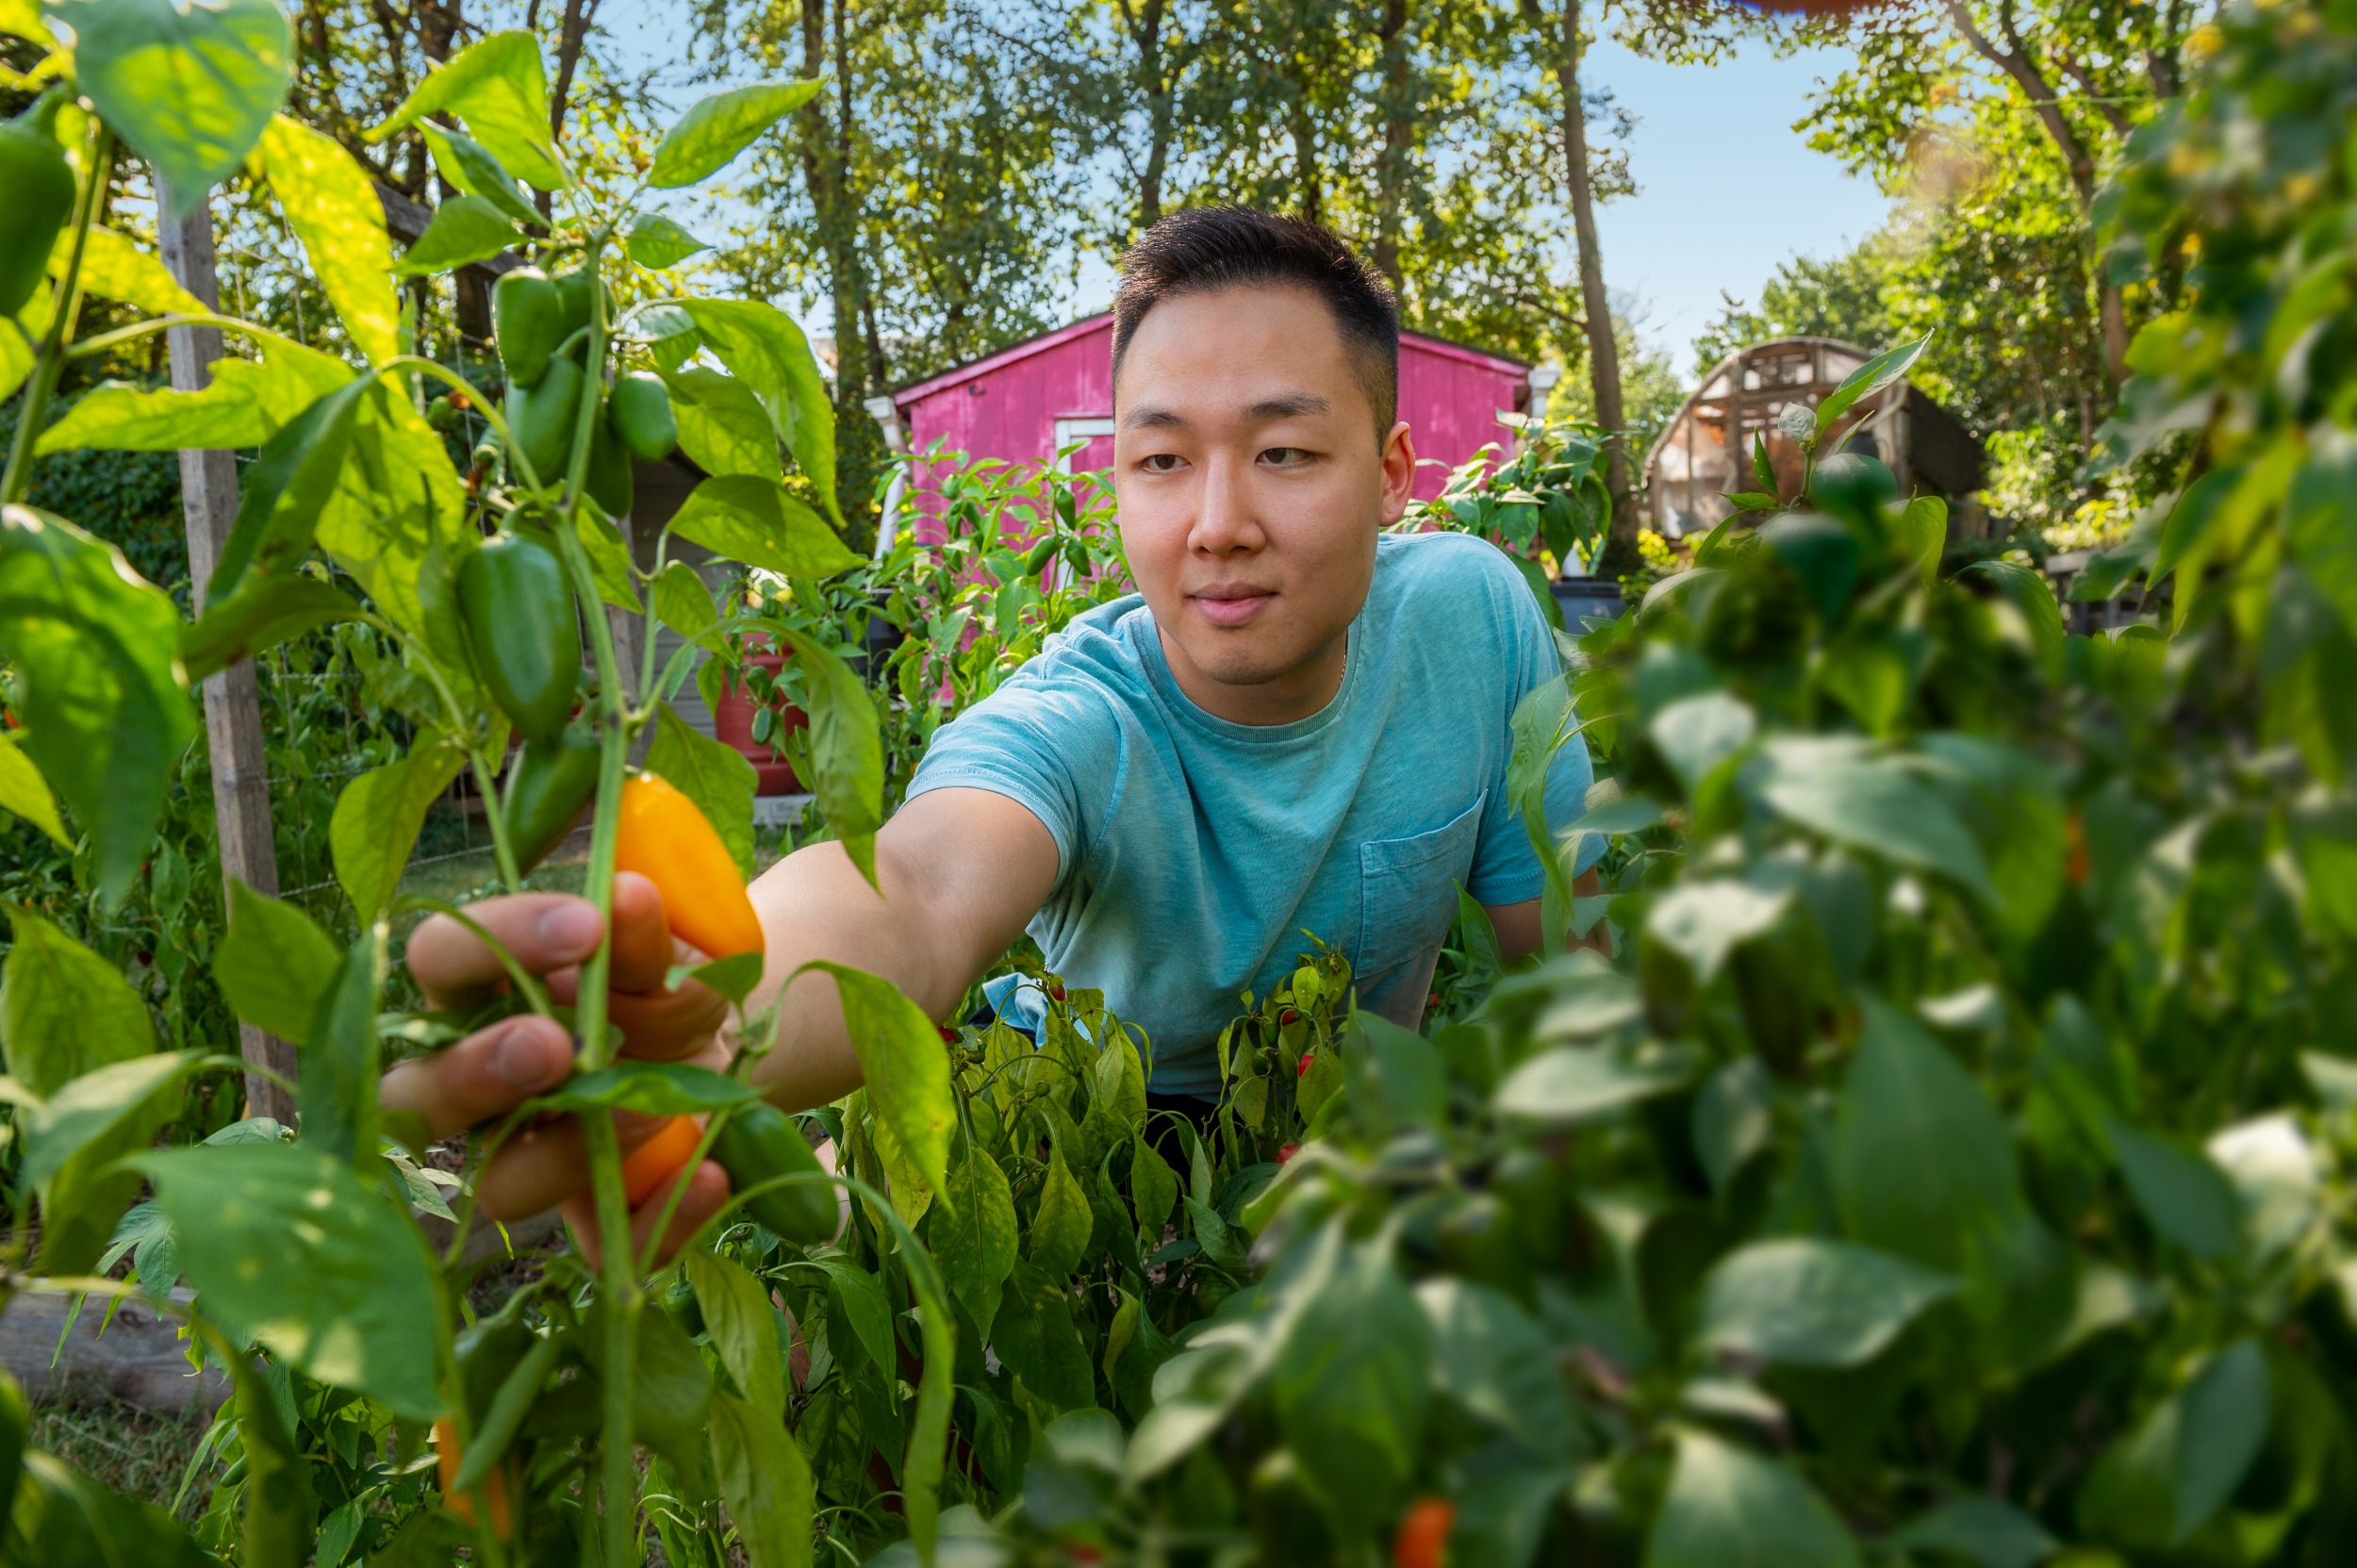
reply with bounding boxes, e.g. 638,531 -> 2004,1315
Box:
907,529 -> 1598,1098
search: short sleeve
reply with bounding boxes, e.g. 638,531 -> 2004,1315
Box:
1465,572 -> 1600,906
904,668 -> 1125,889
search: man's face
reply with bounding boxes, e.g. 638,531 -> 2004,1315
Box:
1113,285 -> 1416,723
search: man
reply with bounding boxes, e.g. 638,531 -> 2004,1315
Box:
382,207 -> 1601,1260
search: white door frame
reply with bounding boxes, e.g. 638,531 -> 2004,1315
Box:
1047,417 -> 1116,588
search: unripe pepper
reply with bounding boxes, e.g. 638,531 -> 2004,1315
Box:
614,771 -> 766,961
492,267 -> 562,389
620,1113 -> 705,1206
0,95 -> 74,320
552,266 -> 608,338
505,352 -> 584,485
608,371 -> 677,461
1021,534 -> 1060,575
585,404 -> 635,519
502,721 -> 598,872
456,527 -> 579,743
712,1102 -> 838,1243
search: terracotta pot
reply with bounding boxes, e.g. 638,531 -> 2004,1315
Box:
710,650 -> 809,796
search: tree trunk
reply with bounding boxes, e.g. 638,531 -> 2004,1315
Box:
418,1 -> 492,350
799,0 -> 882,550
1541,0 -> 1634,571
1371,0 -> 1412,290
1119,0 -> 1175,231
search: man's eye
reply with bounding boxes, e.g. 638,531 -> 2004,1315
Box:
1261,447 -> 1308,466
1140,453 -> 1184,473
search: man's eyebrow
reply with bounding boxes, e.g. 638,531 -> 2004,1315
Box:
1121,405 -> 1186,431
1246,392 -> 1329,420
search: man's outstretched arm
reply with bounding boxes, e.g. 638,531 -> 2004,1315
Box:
378,785 -> 1059,1255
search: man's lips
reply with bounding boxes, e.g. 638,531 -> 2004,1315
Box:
1189,584 -> 1275,627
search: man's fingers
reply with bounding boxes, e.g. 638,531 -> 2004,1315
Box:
408,896 -> 605,1008
474,1106 -> 683,1223
379,1015 -> 574,1144
558,1161 -> 732,1272
605,872 -> 683,993
542,964 -> 728,1062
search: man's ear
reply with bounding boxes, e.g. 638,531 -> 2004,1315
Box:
1377,421 -> 1418,525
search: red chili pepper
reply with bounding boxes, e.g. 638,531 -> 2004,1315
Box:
1393,1496 -> 1456,1568
1278,1007 -> 1299,1026
1277,1143 -> 1300,1164
1050,982 -> 1066,1001
939,1025 -> 959,1043
1297,1051 -> 1314,1080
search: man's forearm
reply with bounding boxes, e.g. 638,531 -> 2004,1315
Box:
734,788 -> 1061,1112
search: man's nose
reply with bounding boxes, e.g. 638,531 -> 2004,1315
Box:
1189,452 -> 1264,556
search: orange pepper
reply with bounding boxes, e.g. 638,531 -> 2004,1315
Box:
614,771 -> 766,962
1393,1496 -> 1455,1568
620,1113 -> 705,1207
433,1416 -> 512,1536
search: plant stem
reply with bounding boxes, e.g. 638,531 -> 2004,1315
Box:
1,123 -> 113,505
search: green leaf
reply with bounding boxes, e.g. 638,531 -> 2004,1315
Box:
0,506 -> 194,905
992,1259 -> 1095,1411
932,1138 -> 1019,1332
1343,1013 -> 1449,1133
391,191 -> 517,276
182,573 -> 365,682
1754,737 -> 1996,903
802,1255 -> 893,1375
1814,334 -> 1928,433
138,1142 -> 441,1418
801,963 -> 952,1204
745,620 -> 883,883
680,301 -> 840,524
254,114 -> 399,365
212,880 -> 340,1044
1650,692 -> 1755,797
418,121 -> 540,224
669,950 -> 764,1007
1887,1497 -> 2056,1568
649,81 -> 823,188
298,927 -> 385,1172
574,507 -> 641,612
1697,1238 -> 1958,1369
1,902 -> 154,1096
527,1061 -> 760,1115
1493,1042 -> 1698,1125
661,369 -> 782,483
685,1249 -> 785,1419
57,0 -> 293,218
1274,1233 -> 1430,1541
37,332 -> 347,454
11,1449 -> 215,1567
56,227 -> 206,315
1028,1143 -> 1093,1278
330,739 -> 465,918
1417,1278 -> 1576,1459
1892,495 -> 1948,583
368,29 -> 567,190
0,734 -> 68,848
669,474 -> 858,577
2078,1339 -> 2270,1549
710,1390 -> 814,1568
1829,999 -> 2024,1291
225,1352 -> 315,1568
20,1049 -> 193,1188
646,701 -> 758,879
312,382 -> 464,646
2106,1118 -> 2242,1262
1758,513 -> 1858,622
1645,1429 -> 1860,1568
1129,1129 -> 1178,1237
597,1298 -> 713,1492
206,374 -> 373,604
1645,880 -> 1789,984
2286,426 -> 2357,633
652,560 -> 726,654
626,212 -> 710,269
1960,560 -> 2065,680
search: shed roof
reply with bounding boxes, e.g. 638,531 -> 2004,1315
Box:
891,312 -> 1532,407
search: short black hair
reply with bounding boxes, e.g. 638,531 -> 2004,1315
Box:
1112,206 -> 1400,434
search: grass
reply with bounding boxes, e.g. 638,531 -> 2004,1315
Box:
30,1400 -> 220,1522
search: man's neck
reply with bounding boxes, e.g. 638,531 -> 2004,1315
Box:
1155,626 -> 1351,727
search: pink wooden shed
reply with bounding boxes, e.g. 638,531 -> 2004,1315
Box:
882,313 -> 1536,536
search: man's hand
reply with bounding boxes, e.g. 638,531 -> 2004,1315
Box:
379,872 -> 735,1267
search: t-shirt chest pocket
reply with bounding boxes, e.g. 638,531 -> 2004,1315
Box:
1355,792 -> 1486,982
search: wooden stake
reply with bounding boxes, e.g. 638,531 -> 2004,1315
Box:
156,178 -> 298,1126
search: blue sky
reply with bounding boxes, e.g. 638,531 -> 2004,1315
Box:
610,15 -> 1891,389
